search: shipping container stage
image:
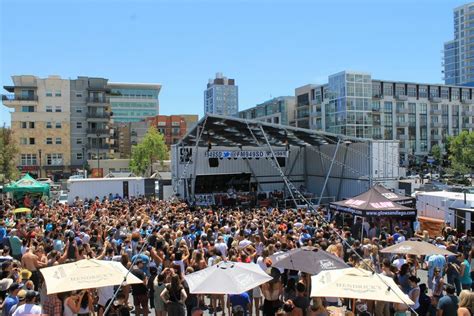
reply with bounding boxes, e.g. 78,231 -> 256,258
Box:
171,114 -> 401,207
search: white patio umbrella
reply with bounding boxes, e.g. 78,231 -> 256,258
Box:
311,268 -> 414,304
184,261 -> 273,294
41,259 -> 143,294
380,240 -> 454,256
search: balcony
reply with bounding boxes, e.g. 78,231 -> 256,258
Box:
86,128 -> 109,135
431,135 -> 442,141
465,110 -> 474,116
86,97 -> 109,105
372,94 -> 383,99
462,99 -> 474,105
397,108 -> 409,114
431,122 -> 443,128
86,112 -> 110,120
86,144 -> 110,150
430,109 -> 442,115
2,94 -> 38,106
465,123 -> 474,128
395,95 -> 408,101
396,122 -> 408,127
397,134 -> 408,140
429,96 -> 442,103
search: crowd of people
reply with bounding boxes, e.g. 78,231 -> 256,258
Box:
0,194 -> 473,316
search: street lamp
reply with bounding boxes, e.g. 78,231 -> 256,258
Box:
38,149 -> 42,178
96,132 -> 100,177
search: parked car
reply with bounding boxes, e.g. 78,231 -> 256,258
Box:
37,177 -> 54,185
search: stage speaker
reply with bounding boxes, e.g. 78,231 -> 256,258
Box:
209,158 -> 219,168
277,157 -> 286,167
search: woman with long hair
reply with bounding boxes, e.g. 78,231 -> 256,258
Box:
160,273 -> 187,316
458,290 -> 474,316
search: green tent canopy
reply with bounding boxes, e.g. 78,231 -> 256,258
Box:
4,174 -> 50,195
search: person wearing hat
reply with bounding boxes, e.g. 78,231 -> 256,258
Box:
1,283 -> 21,316
18,270 -> 31,284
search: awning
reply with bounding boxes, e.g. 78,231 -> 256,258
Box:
4,174 -> 50,195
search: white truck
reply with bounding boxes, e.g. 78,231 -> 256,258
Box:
67,177 -> 155,203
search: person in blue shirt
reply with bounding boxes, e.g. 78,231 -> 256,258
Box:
132,253 -> 150,276
228,292 -> 250,316
2,283 -> 21,316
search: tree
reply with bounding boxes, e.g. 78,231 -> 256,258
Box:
448,131 -> 474,174
130,126 -> 168,176
0,125 -> 19,183
431,144 -> 442,163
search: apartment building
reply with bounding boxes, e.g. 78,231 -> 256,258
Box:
238,96 -> 296,126
146,115 -> 194,147
296,70 -> 474,164
204,73 -> 238,115
443,2 -> 474,86
70,77 -> 113,169
3,75 -> 161,178
2,75 -> 71,179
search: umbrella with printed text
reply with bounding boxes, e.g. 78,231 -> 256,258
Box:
311,267 -> 414,304
269,246 -> 349,275
40,259 -> 143,294
380,240 -> 454,256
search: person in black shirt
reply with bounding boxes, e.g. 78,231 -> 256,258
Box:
293,282 -> 310,316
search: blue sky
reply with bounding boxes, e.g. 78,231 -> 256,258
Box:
0,0 -> 467,126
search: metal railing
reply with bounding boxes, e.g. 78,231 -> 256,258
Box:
2,94 -> 38,101
86,97 -> 109,104
86,112 -> 110,119
86,128 -> 109,134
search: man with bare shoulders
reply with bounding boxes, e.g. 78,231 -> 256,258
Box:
20,247 -> 46,290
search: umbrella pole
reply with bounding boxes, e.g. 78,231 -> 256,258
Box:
352,298 -> 356,312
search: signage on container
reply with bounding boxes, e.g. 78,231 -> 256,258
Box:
205,150 -> 288,159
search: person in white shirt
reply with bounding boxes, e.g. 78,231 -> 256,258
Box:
12,290 -> 42,316
215,236 -> 228,258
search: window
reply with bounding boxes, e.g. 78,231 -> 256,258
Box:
55,122 -> 62,128
46,106 -> 53,112
55,106 -> 62,112
383,84 -> 393,96
46,122 -> 52,129
384,101 -> 392,112
46,138 -> 53,145
21,122 -> 27,129
29,122 -> 35,128
407,86 -> 416,97
157,121 -> 166,126
419,103 -> 427,114
76,153 -> 83,160
76,122 -> 82,129
21,106 -> 34,112
46,153 -> 63,166
20,138 -> 27,145
55,91 -> 61,97
76,138 -> 83,145
76,108 -> 83,113
419,86 -> 428,98
55,137 -> 62,144
46,91 -> 53,97
20,154 -> 37,166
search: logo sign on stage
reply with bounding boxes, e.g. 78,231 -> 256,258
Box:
205,150 -> 288,159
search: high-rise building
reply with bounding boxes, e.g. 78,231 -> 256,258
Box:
108,83 -> 161,123
2,75 -> 72,179
297,70 -> 474,164
238,96 -> 296,126
204,73 -> 238,115
443,2 -> 474,86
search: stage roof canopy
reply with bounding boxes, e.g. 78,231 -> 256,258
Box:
176,114 -> 374,148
